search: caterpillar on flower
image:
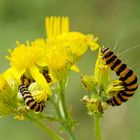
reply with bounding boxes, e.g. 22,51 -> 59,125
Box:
101,47 -> 138,106
18,69 -> 52,112
18,85 -> 45,112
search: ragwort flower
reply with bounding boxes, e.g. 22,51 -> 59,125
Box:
5,40 -> 52,102
45,16 -> 99,63
45,16 -> 99,81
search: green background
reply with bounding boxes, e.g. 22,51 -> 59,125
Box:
0,0 -> 140,140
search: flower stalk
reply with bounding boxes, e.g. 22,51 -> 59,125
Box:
57,78 -> 77,140
94,116 -> 102,140
27,113 -> 64,140
58,79 -> 68,119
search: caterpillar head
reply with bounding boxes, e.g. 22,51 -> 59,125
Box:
101,47 -> 109,54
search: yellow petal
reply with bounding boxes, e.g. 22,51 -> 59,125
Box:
29,65 -> 52,96
71,65 -> 80,73
3,67 -> 25,82
45,16 -> 70,39
89,42 -> 99,51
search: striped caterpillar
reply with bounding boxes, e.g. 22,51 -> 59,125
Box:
18,69 -> 52,112
101,47 -> 138,106
18,85 -> 45,112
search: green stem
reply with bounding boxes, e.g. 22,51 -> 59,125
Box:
50,97 -> 62,120
98,85 -> 103,96
94,117 -> 102,140
59,82 -> 68,119
58,79 -> 77,140
27,115 -> 64,140
66,127 -> 77,140
40,114 -> 59,122
59,80 -> 68,119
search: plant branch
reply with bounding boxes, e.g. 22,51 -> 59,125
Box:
27,114 -> 64,140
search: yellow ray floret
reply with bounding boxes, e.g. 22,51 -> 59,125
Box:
6,40 -> 52,99
7,40 -> 47,72
29,65 -> 52,96
46,42 -> 68,71
56,32 -> 99,57
6,39 -> 48,78
45,16 -> 99,61
45,16 -> 69,39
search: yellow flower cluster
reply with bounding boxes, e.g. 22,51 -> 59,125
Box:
0,16 -> 99,117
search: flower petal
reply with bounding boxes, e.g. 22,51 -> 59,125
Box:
29,65 -> 52,96
71,65 -> 80,73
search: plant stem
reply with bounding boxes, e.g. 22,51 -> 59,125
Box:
94,116 -> 102,140
27,114 -> 64,140
40,113 -> 59,122
58,79 -> 77,140
66,127 -> 77,140
59,80 -> 68,119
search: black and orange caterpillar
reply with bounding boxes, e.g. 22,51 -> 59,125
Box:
101,47 -> 138,106
18,85 -> 45,112
18,69 -> 52,112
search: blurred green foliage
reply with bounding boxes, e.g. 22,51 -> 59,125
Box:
0,0 -> 140,140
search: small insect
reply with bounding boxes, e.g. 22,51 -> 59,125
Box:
101,47 -> 138,106
18,85 -> 45,112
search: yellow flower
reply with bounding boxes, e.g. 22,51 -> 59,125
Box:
45,16 -> 99,63
94,47 -> 110,88
6,40 -> 52,99
45,16 -> 99,81
46,41 -> 69,81
46,43 -> 68,71
56,32 -> 99,57
31,39 -> 48,66
7,40 -> 47,72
